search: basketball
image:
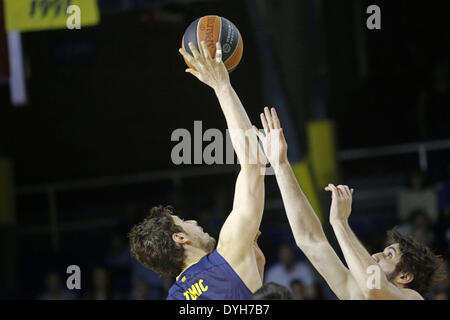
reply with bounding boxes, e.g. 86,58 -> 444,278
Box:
182,15 -> 243,72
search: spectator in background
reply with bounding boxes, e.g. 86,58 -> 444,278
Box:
398,171 -> 438,223
127,278 -> 151,300
105,233 -> 166,299
290,279 -> 324,300
130,259 -> 166,299
435,164 -> 450,258
427,260 -> 449,300
398,209 -> 434,246
264,243 -> 315,291
290,279 -> 306,300
37,272 -> 78,300
305,282 -> 325,300
251,282 -> 293,300
105,233 -> 133,295
106,234 -> 131,267
84,267 -> 116,300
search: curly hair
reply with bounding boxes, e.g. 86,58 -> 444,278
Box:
251,282 -> 294,300
128,206 -> 185,277
386,229 -> 446,296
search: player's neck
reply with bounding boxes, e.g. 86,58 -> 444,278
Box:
183,245 -> 208,269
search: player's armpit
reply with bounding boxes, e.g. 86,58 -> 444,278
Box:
216,217 -> 262,293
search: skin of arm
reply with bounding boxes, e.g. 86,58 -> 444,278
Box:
179,42 -> 266,292
327,184 -> 423,300
253,231 -> 266,282
254,108 -> 364,300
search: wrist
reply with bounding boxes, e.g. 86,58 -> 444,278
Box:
273,160 -> 290,174
213,82 -> 232,95
330,218 -> 349,228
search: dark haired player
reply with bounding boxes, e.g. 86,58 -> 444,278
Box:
129,41 -> 267,300
251,282 -> 294,300
254,107 -> 444,299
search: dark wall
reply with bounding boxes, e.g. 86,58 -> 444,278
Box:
5,1 -> 264,185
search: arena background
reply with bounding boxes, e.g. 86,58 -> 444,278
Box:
0,0 -> 449,300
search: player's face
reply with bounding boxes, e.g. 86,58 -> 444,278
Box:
371,243 -> 402,277
171,215 -> 216,252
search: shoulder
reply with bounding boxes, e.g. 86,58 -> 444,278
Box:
402,288 -> 424,300
205,250 -> 229,266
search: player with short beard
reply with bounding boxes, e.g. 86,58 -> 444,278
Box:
253,107 -> 445,300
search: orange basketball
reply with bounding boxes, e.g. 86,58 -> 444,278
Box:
182,15 -> 243,72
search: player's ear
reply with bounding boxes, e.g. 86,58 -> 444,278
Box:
173,232 -> 190,245
396,271 -> 414,285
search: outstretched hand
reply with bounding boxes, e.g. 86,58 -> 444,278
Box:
179,41 -> 230,91
253,107 -> 288,169
325,184 -> 354,224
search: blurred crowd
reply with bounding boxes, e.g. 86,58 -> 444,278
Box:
32,170 -> 450,300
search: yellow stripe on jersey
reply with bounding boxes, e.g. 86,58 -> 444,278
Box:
176,257 -> 202,281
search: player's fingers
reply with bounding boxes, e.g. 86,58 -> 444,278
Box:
338,185 -> 346,197
188,42 -> 202,60
337,185 -> 348,199
280,128 -> 287,142
343,185 -> 351,198
179,48 -> 197,68
336,185 -> 343,198
351,188 -> 354,195
329,184 -> 339,198
264,107 -> 274,130
201,41 -> 212,60
332,185 -> 340,200
253,125 -> 265,140
185,68 -> 202,79
201,42 -> 214,70
260,113 -> 270,135
271,108 -> 281,129
215,42 -> 223,63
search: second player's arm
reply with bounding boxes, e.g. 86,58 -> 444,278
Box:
327,185 -> 423,300
255,108 -> 364,300
275,163 -> 363,300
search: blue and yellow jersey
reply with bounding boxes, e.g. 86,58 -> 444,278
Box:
167,250 -> 252,300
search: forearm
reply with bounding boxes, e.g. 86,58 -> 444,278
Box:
214,83 -> 252,130
274,162 -> 327,247
274,164 -> 363,299
214,84 -> 264,167
331,220 -> 384,296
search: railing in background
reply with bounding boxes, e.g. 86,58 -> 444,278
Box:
14,138 -> 450,252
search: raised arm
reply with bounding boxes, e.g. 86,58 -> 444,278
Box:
254,108 -> 364,300
327,184 -> 423,300
179,42 -> 266,290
